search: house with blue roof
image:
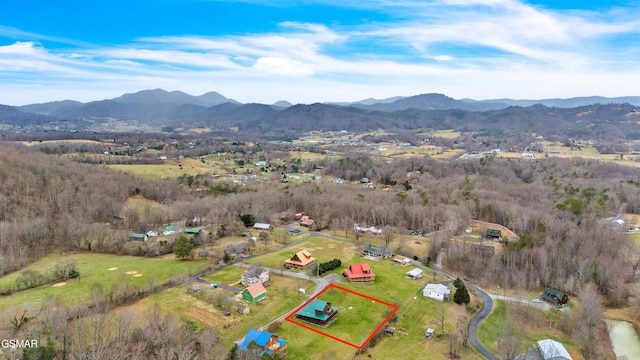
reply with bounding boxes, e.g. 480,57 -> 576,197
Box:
238,328 -> 287,356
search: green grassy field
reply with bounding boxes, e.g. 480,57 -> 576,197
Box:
245,236 -> 357,269
289,285 -> 394,347
0,252 -> 208,311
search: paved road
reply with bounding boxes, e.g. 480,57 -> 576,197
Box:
432,251 -> 495,360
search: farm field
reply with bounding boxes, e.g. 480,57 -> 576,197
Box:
106,158 -> 220,179
0,252 -> 208,311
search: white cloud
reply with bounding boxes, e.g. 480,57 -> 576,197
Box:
1,1 -> 639,105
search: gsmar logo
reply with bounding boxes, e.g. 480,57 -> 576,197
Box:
1,339 -> 38,349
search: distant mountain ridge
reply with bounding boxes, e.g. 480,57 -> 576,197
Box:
3,89 -> 640,140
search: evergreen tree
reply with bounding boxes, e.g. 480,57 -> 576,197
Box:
174,235 -> 194,260
454,283 -> 471,304
454,277 -> 464,289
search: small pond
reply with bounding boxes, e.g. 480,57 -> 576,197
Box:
607,319 -> 640,359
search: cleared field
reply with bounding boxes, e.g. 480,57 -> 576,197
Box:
0,253 -> 208,311
106,158 -> 220,179
138,269 -> 315,344
288,285 -> 395,347
432,129 -> 462,139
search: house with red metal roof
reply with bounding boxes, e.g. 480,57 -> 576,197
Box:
343,263 -> 376,282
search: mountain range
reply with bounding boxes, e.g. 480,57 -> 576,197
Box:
2,89 -> 640,141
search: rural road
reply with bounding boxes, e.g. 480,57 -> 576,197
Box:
433,250 -> 495,360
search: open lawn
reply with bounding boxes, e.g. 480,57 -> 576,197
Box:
0,252 -> 208,311
245,236 -> 357,269
288,285 -> 395,347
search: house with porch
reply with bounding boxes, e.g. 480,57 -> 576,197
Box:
541,287 -> 569,306
241,266 -> 271,286
242,282 -> 267,303
343,263 -> 376,283
238,328 -> 287,356
295,299 -> 338,327
362,245 -> 392,259
284,250 -> 316,269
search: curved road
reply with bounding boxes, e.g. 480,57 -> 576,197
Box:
434,251 -> 494,360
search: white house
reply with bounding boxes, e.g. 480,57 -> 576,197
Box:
393,255 -> 411,266
405,268 -> 423,280
422,283 -> 451,302
253,223 -> 272,230
537,339 -> 573,360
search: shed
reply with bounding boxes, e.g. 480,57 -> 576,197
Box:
425,328 -> 434,340
385,327 -> 395,336
486,229 -> 502,239
237,303 -> 250,315
253,223 -> 272,230
405,268 -> 423,279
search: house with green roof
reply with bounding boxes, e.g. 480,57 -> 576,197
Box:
541,287 -> 569,306
129,233 -> 148,241
295,299 -> 338,327
162,225 -> 180,235
183,228 -> 201,235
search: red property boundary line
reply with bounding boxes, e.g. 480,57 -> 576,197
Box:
284,283 -> 399,349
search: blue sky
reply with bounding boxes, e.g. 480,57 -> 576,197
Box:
0,0 -> 639,105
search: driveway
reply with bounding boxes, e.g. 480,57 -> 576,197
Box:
194,276 -> 242,294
